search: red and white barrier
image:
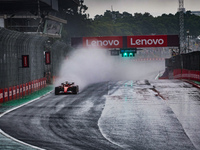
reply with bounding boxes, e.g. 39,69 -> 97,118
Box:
13,86 -> 16,100
20,85 -> 23,98
173,69 -> 200,82
34,80 -> 37,91
16,85 -> 20,99
23,84 -> 26,96
32,81 -> 35,93
29,82 -> 32,94
4,88 -> 8,102
0,78 -> 47,104
9,87 -> 12,101
0,89 -> 3,104
26,83 -> 29,95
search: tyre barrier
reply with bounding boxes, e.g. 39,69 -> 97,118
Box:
0,78 -> 46,104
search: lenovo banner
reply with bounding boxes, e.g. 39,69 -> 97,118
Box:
22,55 -> 29,68
83,36 -> 123,48
127,35 -> 168,48
72,35 -> 179,48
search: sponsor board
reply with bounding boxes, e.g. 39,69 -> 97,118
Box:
72,35 -> 179,48
45,52 -> 51,65
127,35 -> 168,48
22,55 -> 29,68
83,36 -> 123,48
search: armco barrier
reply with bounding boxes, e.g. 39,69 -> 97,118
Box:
32,81 -> 34,93
23,84 -> 26,96
9,87 -> 12,101
0,89 -> 3,104
20,85 -> 23,98
26,83 -> 29,96
0,78 -> 47,104
173,69 -> 200,82
4,88 -> 8,102
40,79 -> 43,89
29,82 -> 32,94
16,85 -> 20,99
13,86 -> 16,100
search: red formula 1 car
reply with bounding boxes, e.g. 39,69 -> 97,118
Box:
55,82 -> 79,95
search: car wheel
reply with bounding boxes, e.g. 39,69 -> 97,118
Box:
55,87 -> 60,95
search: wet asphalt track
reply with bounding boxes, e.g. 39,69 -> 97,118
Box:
0,82 -> 120,150
0,80 -> 200,150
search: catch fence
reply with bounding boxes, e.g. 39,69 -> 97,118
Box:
0,28 -> 70,104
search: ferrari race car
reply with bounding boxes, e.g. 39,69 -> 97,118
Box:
55,82 -> 79,95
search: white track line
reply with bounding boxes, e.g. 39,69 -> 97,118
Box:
0,91 -> 53,150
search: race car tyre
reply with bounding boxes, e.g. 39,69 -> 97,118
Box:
72,86 -> 79,94
55,87 -> 60,95
76,86 -> 79,93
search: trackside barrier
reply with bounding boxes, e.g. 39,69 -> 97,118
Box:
29,82 -> 32,94
9,87 -> 12,101
173,69 -> 200,82
26,83 -> 29,95
23,84 -> 26,97
32,81 -> 34,93
39,79 -> 41,90
41,79 -> 43,89
17,85 -> 20,99
4,88 -> 8,102
0,89 -> 3,104
13,86 -> 16,100
0,78 -> 47,104
20,85 -> 23,98
34,80 -> 37,92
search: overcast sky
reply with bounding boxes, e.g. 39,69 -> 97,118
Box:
83,0 -> 200,18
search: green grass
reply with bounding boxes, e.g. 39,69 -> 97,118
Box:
193,81 -> 200,85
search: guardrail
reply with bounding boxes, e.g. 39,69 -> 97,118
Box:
0,78 -> 46,104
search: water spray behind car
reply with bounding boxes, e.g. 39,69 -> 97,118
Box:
54,46 -> 165,92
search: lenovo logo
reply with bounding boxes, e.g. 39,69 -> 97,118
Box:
86,39 -> 120,47
127,35 -> 168,48
83,36 -> 123,48
72,35 -> 179,48
130,38 -> 164,46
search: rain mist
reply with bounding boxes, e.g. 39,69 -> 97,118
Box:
55,47 -> 165,91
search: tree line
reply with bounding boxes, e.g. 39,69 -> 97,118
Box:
62,10 -> 200,42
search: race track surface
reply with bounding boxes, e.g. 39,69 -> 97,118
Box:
0,80 -> 200,150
